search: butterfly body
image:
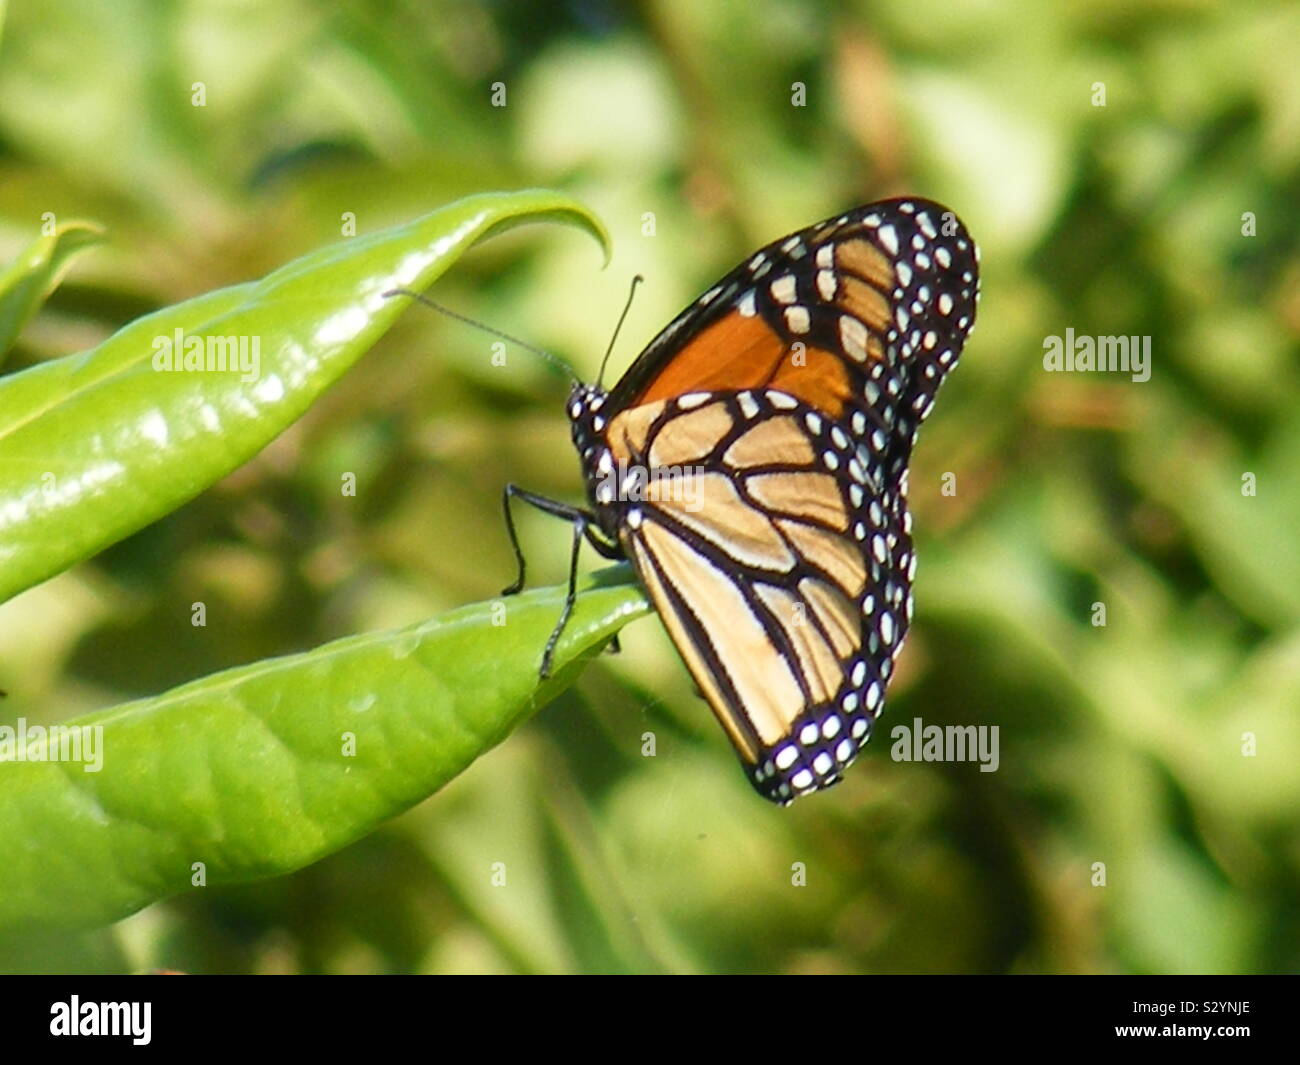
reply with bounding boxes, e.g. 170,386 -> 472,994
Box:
547,198 -> 977,804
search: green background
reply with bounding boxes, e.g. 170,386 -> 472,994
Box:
1,0 -> 1297,973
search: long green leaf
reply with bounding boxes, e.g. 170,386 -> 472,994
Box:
0,190 -> 609,604
0,568 -> 648,931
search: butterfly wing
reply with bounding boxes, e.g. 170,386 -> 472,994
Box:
608,389 -> 911,802
610,198 -> 978,468
593,198 -> 978,803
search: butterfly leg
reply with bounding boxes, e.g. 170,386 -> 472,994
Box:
501,484 -> 592,595
537,517 -> 589,678
500,483 -> 622,678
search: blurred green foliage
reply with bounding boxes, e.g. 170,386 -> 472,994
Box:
0,0 -> 1297,974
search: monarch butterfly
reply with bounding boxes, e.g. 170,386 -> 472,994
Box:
500,198 -> 978,805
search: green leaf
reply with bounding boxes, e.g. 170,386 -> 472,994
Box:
0,567 -> 648,931
0,189 -> 609,605
0,219 -> 105,364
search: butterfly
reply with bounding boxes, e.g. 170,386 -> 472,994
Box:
502,198 -> 979,805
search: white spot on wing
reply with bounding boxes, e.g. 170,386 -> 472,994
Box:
840,315 -> 869,362
770,275 -> 798,304
784,306 -> 810,333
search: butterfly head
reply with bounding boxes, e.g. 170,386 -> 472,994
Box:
567,381 -> 610,459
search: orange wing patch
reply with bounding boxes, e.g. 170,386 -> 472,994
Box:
776,519 -> 867,597
605,399 -> 667,462
630,522 -> 807,757
746,471 -> 849,531
722,415 -> 816,469
631,310 -> 787,406
647,472 -> 796,573
752,583 -> 844,705
835,238 -> 895,292
768,347 -> 851,415
630,310 -> 851,419
647,401 -> 733,467
838,277 -> 892,335
798,577 -> 861,659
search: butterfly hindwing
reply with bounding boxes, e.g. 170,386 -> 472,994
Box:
605,388 -> 911,803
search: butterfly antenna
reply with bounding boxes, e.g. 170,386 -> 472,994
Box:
596,274 -> 643,389
383,288 -> 579,383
